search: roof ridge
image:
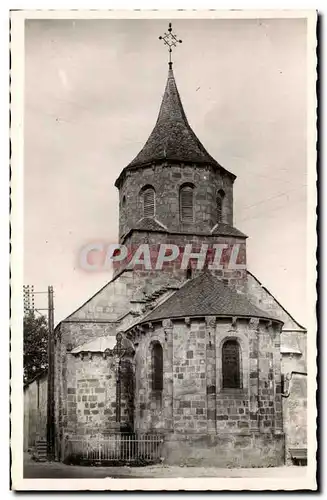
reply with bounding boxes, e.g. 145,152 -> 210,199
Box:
135,271 -> 283,326
139,277 -> 190,323
135,216 -> 168,231
210,223 -> 247,238
246,270 -> 306,331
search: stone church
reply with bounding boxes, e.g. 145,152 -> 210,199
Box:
24,52 -> 307,467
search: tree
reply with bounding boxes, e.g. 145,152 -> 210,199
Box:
23,311 -> 48,383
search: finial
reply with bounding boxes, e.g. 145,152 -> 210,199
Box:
159,22 -> 182,66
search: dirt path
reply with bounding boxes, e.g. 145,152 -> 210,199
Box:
24,453 -> 306,479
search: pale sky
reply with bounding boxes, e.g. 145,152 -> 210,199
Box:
24,18 -> 307,327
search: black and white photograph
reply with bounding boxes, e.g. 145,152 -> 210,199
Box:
10,10 -> 317,491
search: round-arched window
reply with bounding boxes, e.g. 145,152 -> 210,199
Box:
180,184 -> 194,222
216,189 -> 225,223
222,339 -> 241,389
151,342 -> 163,392
142,186 -> 155,218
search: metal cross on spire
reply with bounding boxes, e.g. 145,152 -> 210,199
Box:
159,22 -> 182,68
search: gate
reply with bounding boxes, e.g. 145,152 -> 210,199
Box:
65,433 -> 164,465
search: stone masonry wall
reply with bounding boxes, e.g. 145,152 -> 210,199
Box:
119,232 -> 247,291
119,163 -> 234,239
215,319 -> 251,434
66,261 -> 241,326
55,321 -> 135,459
172,319 -> 209,434
54,322 -> 117,459
246,271 -> 307,451
282,373 -> 307,464
246,272 -> 305,331
256,321 -> 283,434
66,271 -> 139,322
134,316 -> 283,438
160,432 -> 285,467
134,324 -> 170,432
65,354 -> 117,439
281,331 -> 307,373
61,234 -> 247,363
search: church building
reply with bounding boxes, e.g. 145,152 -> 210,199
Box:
24,25 -> 307,467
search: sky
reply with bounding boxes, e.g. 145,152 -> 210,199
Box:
24,17 -> 308,327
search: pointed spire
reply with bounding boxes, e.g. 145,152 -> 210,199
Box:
125,66 -> 220,170
155,65 -> 188,126
114,26 -> 236,189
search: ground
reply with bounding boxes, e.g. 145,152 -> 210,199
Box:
24,453 -> 306,479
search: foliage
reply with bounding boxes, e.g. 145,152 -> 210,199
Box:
23,311 -> 48,383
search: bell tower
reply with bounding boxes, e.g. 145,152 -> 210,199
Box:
114,23 -> 247,284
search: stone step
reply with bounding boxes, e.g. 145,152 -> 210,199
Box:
35,439 -> 47,462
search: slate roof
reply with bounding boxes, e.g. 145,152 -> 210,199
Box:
211,223 -> 247,238
71,336 -> 116,354
280,346 -> 302,355
139,271 -> 282,324
71,335 -> 134,354
115,66 -> 235,187
135,217 -> 167,232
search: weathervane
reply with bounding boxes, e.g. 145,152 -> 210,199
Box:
159,22 -> 182,67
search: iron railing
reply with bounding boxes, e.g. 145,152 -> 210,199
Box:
65,433 -> 164,465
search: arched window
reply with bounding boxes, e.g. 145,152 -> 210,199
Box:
216,189 -> 225,223
142,186 -> 155,218
222,339 -> 241,389
151,342 -> 163,392
180,185 -> 194,222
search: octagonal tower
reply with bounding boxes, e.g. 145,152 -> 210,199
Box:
115,65 -> 241,242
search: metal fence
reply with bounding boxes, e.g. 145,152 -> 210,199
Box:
65,433 -> 164,465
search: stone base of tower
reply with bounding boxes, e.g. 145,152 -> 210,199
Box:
159,432 -> 285,468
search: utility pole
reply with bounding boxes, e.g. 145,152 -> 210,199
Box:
46,285 -> 55,459
23,284 -> 55,458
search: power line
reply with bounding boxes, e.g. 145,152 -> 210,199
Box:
237,197 -> 306,224
229,154 -> 307,185
235,164 -> 306,186
238,184 -> 306,213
